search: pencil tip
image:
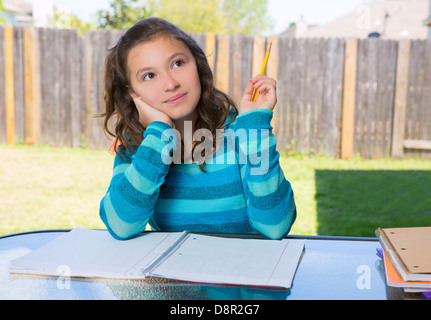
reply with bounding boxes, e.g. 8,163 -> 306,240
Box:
268,42 -> 272,52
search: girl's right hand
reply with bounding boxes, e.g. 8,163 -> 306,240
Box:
130,93 -> 173,128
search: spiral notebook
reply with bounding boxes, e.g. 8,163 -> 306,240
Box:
9,228 -> 305,289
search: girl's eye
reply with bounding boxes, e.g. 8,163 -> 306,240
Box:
143,73 -> 155,81
173,60 -> 185,68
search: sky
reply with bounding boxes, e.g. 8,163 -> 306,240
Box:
268,0 -> 369,33
29,0 -> 370,33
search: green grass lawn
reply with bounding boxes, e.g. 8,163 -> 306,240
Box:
0,144 -> 113,236
281,154 -> 431,237
1,144 -> 430,237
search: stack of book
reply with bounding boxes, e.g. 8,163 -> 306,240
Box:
376,227 -> 431,297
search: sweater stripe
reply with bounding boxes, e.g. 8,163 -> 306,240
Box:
155,193 -> 247,214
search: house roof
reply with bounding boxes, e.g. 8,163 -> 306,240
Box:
3,0 -> 32,16
286,0 -> 430,39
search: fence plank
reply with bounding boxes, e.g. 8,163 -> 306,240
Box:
70,29 -> 81,147
13,27 -> 25,143
79,32 -> 87,147
307,38 -> 320,154
294,38 -> 306,153
38,28 -> 48,144
84,30 -> 93,147
4,25 -> 14,145
58,28 -> 67,146
275,37 -> 288,152
39,28 -> 55,145
0,26 -> 5,143
299,38 -> 311,154
323,38 -> 345,158
89,30 -> 105,149
341,38 -> 358,160
215,34 -> 229,94
23,28 -> 41,145
240,36 -> 254,98
266,36 -> 278,133
252,35 -> 266,77
191,33 -> 206,53
230,34 -> 242,104
392,39 -> 411,158
205,32 -> 215,72
53,28 -> 62,145
277,37 -> 296,153
380,40 -> 397,158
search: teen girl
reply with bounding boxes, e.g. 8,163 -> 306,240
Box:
99,17 -> 296,240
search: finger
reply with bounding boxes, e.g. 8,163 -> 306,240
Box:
254,82 -> 274,97
241,82 -> 256,101
251,77 -> 276,89
250,74 -> 266,82
249,77 -> 271,99
129,95 -> 149,121
245,81 -> 255,94
250,75 -> 275,85
131,95 -> 149,110
257,84 -> 277,100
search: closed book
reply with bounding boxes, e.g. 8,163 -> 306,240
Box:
376,227 -> 431,282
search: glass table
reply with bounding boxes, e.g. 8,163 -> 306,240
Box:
0,229 -> 425,300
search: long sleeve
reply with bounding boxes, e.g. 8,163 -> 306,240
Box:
232,109 -> 297,240
99,121 -> 177,240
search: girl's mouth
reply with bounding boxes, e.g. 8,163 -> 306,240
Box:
165,93 -> 187,105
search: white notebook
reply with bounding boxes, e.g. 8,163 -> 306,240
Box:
9,228 -> 305,289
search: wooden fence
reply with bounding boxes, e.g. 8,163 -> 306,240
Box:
0,25 -> 430,159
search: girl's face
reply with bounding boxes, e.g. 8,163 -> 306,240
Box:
127,36 -> 201,122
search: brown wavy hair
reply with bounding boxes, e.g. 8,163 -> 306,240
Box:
101,17 -> 238,165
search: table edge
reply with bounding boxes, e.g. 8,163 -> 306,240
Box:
0,229 -> 378,242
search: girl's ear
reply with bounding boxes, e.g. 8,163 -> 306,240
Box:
127,86 -> 138,99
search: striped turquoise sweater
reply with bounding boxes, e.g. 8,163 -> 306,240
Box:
99,109 -> 296,240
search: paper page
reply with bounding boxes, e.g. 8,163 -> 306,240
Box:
149,234 -> 305,288
9,229 -> 187,279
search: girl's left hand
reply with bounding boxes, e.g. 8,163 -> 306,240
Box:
238,75 -> 277,115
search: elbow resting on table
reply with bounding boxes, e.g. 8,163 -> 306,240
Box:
251,201 -> 297,240
101,214 -> 149,241
99,195 -> 149,241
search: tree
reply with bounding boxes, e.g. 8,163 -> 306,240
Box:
0,0 -> 6,24
221,0 -> 274,35
53,7 -> 96,34
152,0 -> 273,35
150,0 -> 227,34
97,0 -> 153,30
98,0 -> 274,35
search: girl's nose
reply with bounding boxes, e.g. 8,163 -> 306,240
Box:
164,74 -> 180,92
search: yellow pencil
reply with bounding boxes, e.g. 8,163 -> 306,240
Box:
252,42 -> 272,102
